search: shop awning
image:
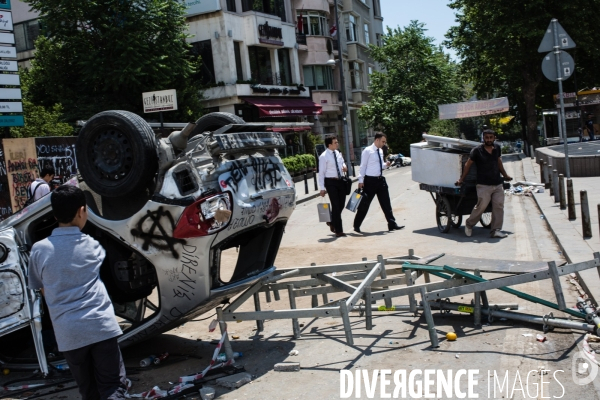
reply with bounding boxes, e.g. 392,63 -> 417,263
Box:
243,97 -> 322,118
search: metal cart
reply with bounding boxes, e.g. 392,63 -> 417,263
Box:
419,183 -> 492,233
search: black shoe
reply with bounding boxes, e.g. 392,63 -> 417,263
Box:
326,222 -> 335,233
335,232 -> 347,237
388,224 -> 405,231
354,227 -> 362,233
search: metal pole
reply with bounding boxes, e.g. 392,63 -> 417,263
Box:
287,284 -> 301,338
552,169 -> 559,203
216,307 -> 234,361
530,145 -> 534,160
303,173 -> 308,194
547,164 -> 553,194
552,19 -> 571,178
253,293 -> 264,332
364,287 -> 373,330
473,268 -> 482,328
420,288 -> 439,348
567,179 -> 576,220
559,174 -> 566,210
313,172 -> 318,191
543,162 -> 550,188
333,0 -> 353,176
581,190 -> 592,238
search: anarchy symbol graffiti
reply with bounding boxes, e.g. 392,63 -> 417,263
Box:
130,207 -> 186,258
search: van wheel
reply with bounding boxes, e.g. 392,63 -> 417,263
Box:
76,110 -> 158,198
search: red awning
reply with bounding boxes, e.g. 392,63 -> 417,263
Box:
243,97 -> 322,118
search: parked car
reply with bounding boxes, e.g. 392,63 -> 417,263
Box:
389,153 -> 412,167
0,111 -> 297,374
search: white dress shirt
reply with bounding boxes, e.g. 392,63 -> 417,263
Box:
30,178 -> 50,201
358,144 -> 386,183
318,148 -> 347,190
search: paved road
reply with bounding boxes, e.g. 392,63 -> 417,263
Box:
6,160 -> 599,400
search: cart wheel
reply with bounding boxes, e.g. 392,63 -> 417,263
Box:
480,212 -> 492,229
436,196 -> 454,233
451,214 -> 462,228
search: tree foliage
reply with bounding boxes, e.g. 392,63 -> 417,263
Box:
9,70 -> 73,138
25,0 -> 203,123
358,22 -> 464,154
446,0 -> 600,147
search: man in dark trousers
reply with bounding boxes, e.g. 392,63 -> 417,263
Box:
29,186 -> 128,400
318,136 -> 348,237
456,129 -> 512,238
353,133 -> 404,233
585,114 -> 596,141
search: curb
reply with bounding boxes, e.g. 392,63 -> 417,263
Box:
522,159 -> 599,306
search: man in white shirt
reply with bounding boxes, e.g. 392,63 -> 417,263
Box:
30,166 -> 55,201
319,136 -> 348,237
353,133 -> 404,233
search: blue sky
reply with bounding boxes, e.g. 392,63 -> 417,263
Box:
380,0 -> 458,59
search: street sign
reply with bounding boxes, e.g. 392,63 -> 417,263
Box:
0,87 -> 20,99
0,115 -> 23,127
0,11 -> 12,31
542,51 -> 575,82
0,32 -> 13,44
142,89 -> 178,113
0,73 -> 18,85
0,60 -> 16,71
0,46 -> 16,58
538,20 -> 575,52
0,0 -> 11,11
0,101 -> 21,112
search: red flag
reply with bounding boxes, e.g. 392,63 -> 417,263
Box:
330,24 -> 337,38
298,14 -> 303,34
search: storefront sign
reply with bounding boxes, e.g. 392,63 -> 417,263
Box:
0,73 -> 18,85
0,32 -> 13,44
258,22 -> 282,39
0,87 -> 20,99
0,101 -> 21,112
180,0 -> 221,18
0,59 -> 16,71
438,97 -> 510,120
0,115 -> 23,126
0,0 -> 11,11
142,89 -> 178,113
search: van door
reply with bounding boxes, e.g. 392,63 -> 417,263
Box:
0,227 -> 48,375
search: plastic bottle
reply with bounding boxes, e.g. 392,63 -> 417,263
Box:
139,355 -> 156,367
153,352 -> 169,365
216,352 -> 242,362
54,363 -> 70,371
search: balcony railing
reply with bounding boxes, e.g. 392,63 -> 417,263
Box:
296,34 -> 307,46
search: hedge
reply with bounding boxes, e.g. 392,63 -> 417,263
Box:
282,154 -> 316,174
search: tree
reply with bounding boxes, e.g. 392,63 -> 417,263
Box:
359,22 -> 464,154
9,70 -> 73,138
446,0 -> 600,148
25,0 -> 203,123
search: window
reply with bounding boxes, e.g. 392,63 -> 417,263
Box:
298,11 -> 328,36
376,33 -> 383,47
373,0 -> 381,16
234,42 -> 244,82
248,46 -> 273,84
346,15 -> 357,42
349,62 -> 363,90
226,0 -> 237,12
242,0 -> 286,22
14,19 -> 40,52
191,40 -> 216,85
278,48 -> 292,85
303,65 -> 334,90
363,24 -> 370,45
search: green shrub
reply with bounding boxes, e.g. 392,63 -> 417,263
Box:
281,154 -> 316,175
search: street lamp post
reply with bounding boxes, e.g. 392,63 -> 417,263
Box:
327,0 -> 353,176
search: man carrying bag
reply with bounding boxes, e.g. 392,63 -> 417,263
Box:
318,136 -> 349,237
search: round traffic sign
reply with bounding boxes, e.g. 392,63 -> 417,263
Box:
542,51 -> 575,82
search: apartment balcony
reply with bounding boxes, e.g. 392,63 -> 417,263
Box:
312,90 -> 341,113
296,33 -> 307,45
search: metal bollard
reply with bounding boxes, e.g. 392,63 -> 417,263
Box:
530,145 -> 534,159
552,169 -> 559,203
567,179 -> 576,220
543,162 -> 550,188
547,164 -> 553,194
351,162 -> 356,177
540,161 -> 545,184
581,191 -> 592,238
313,172 -> 318,191
598,205 -> 600,240
559,174 -> 566,210
303,173 -> 308,195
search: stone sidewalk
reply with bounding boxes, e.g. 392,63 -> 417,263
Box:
522,156 -> 600,304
